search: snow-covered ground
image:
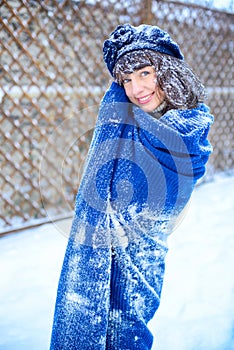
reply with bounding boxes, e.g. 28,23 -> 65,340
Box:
0,172 -> 233,350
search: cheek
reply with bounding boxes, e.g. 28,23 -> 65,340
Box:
123,86 -> 133,100
156,87 -> 165,101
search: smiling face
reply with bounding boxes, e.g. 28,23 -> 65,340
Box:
122,66 -> 165,113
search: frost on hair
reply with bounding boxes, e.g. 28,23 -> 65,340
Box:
113,50 -> 153,78
113,49 -> 206,110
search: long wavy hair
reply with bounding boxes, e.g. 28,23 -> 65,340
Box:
113,49 -> 206,111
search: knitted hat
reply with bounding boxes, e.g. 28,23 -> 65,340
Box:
103,23 -> 184,76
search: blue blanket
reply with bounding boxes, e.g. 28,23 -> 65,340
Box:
50,82 -> 213,349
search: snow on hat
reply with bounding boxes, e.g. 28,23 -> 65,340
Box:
103,23 -> 184,76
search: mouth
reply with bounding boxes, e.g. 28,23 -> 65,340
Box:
137,92 -> 154,105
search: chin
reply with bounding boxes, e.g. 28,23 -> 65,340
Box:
141,105 -> 154,113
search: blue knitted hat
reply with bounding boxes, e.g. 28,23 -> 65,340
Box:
103,23 -> 184,76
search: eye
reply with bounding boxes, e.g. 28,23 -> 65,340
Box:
122,77 -> 131,85
140,70 -> 150,77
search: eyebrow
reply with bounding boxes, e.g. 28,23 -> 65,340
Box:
122,64 -> 152,75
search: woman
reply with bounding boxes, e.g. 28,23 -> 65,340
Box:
50,24 -> 213,350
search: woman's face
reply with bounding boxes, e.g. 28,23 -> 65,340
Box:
122,66 -> 165,113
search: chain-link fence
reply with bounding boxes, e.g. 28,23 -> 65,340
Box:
0,0 -> 233,234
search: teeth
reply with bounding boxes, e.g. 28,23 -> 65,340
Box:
138,95 -> 151,102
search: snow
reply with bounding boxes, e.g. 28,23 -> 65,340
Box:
0,171 -> 234,350
149,172 -> 234,350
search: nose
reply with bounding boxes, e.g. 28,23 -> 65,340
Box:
131,77 -> 143,96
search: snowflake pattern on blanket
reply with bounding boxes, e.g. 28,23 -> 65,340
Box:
50,82 -> 213,350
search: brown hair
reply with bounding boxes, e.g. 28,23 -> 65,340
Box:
113,49 -> 206,110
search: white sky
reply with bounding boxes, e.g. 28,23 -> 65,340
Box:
175,0 -> 234,12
